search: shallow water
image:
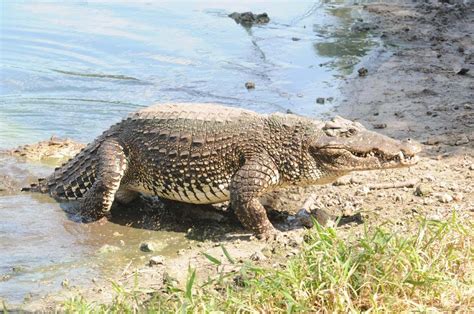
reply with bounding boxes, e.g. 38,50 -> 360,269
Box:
0,0 -> 378,306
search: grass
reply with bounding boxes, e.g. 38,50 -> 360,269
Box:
62,214 -> 473,313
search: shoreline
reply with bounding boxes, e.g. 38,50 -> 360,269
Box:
2,1 -> 473,311
335,1 -> 473,155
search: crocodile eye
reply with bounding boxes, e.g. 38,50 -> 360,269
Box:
345,128 -> 358,137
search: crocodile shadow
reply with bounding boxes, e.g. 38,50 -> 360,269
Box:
61,196 -> 364,243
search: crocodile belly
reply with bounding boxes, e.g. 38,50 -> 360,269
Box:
126,181 -> 230,204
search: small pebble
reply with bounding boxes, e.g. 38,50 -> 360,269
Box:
455,135 -> 469,146
437,193 -> 453,203
358,67 -> 368,77
149,255 -> 165,266
245,81 -> 255,89
333,176 -> 351,186
140,241 -> 160,252
453,193 -> 463,202
250,251 -> 267,261
373,123 -> 387,129
355,186 -> 370,196
316,97 -> 325,104
415,184 -> 432,196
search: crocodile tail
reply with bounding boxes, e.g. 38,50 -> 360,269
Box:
21,139 -> 102,200
22,123 -> 122,200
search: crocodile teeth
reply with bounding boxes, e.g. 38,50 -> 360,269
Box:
398,151 -> 404,161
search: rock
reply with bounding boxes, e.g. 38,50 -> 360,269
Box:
455,135 -> 469,146
350,177 -> 363,184
454,66 -> 469,75
424,136 -> 443,145
61,279 -> 69,288
437,193 -> 453,203
98,244 -> 121,254
245,81 -> 255,89
372,123 -> 387,129
358,67 -> 368,77
351,21 -> 377,32
423,174 -> 436,182
415,184 -> 432,196
249,251 -> 267,261
316,97 -> 325,104
291,37 -> 301,41
261,246 -> 272,258
469,164 -> 474,170
453,193 -> 463,201
333,176 -> 351,186
149,255 -> 165,266
312,208 -> 332,227
355,186 -> 370,196
140,241 -> 164,253
228,12 -> 270,26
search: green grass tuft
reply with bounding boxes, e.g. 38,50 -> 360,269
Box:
64,214 -> 474,313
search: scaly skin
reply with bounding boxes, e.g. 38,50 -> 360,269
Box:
26,103 -> 420,239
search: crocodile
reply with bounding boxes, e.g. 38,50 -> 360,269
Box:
25,103 -> 420,239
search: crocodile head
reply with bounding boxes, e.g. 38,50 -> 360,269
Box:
310,116 -> 421,173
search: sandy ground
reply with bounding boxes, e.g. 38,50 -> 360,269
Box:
2,1 -> 473,310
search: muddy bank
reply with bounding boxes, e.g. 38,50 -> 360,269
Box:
2,1 -> 473,311
336,1 -> 473,155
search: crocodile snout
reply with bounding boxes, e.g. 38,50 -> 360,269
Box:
401,138 -> 422,156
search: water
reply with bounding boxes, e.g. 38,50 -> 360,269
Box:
0,0 -> 377,306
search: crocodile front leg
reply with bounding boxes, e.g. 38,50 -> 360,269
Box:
230,154 -> 280,239
80,138 -> 128,220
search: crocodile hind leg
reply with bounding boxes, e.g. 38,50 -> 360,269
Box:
115,189 -> 140,205
230,155 -> 280,239
79,138 -> 128,221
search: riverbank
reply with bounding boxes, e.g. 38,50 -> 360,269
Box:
2,1 -> 473,312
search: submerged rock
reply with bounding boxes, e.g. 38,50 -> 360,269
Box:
245,81 -> 255,89
228,12 -> 270,26
351,21 -> 377,32
140,241 -> 165,253
358,67 -> 368,77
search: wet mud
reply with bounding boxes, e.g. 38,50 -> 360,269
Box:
1,1 -> 473,311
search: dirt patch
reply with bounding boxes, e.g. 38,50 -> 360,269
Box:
115,1 -> 472,309
337,1 -> 473,154
3,1 -> 473,311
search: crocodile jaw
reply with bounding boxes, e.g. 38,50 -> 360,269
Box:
310,116 -> 421,172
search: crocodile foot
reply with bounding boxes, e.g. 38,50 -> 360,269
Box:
255,227 -> 282,241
